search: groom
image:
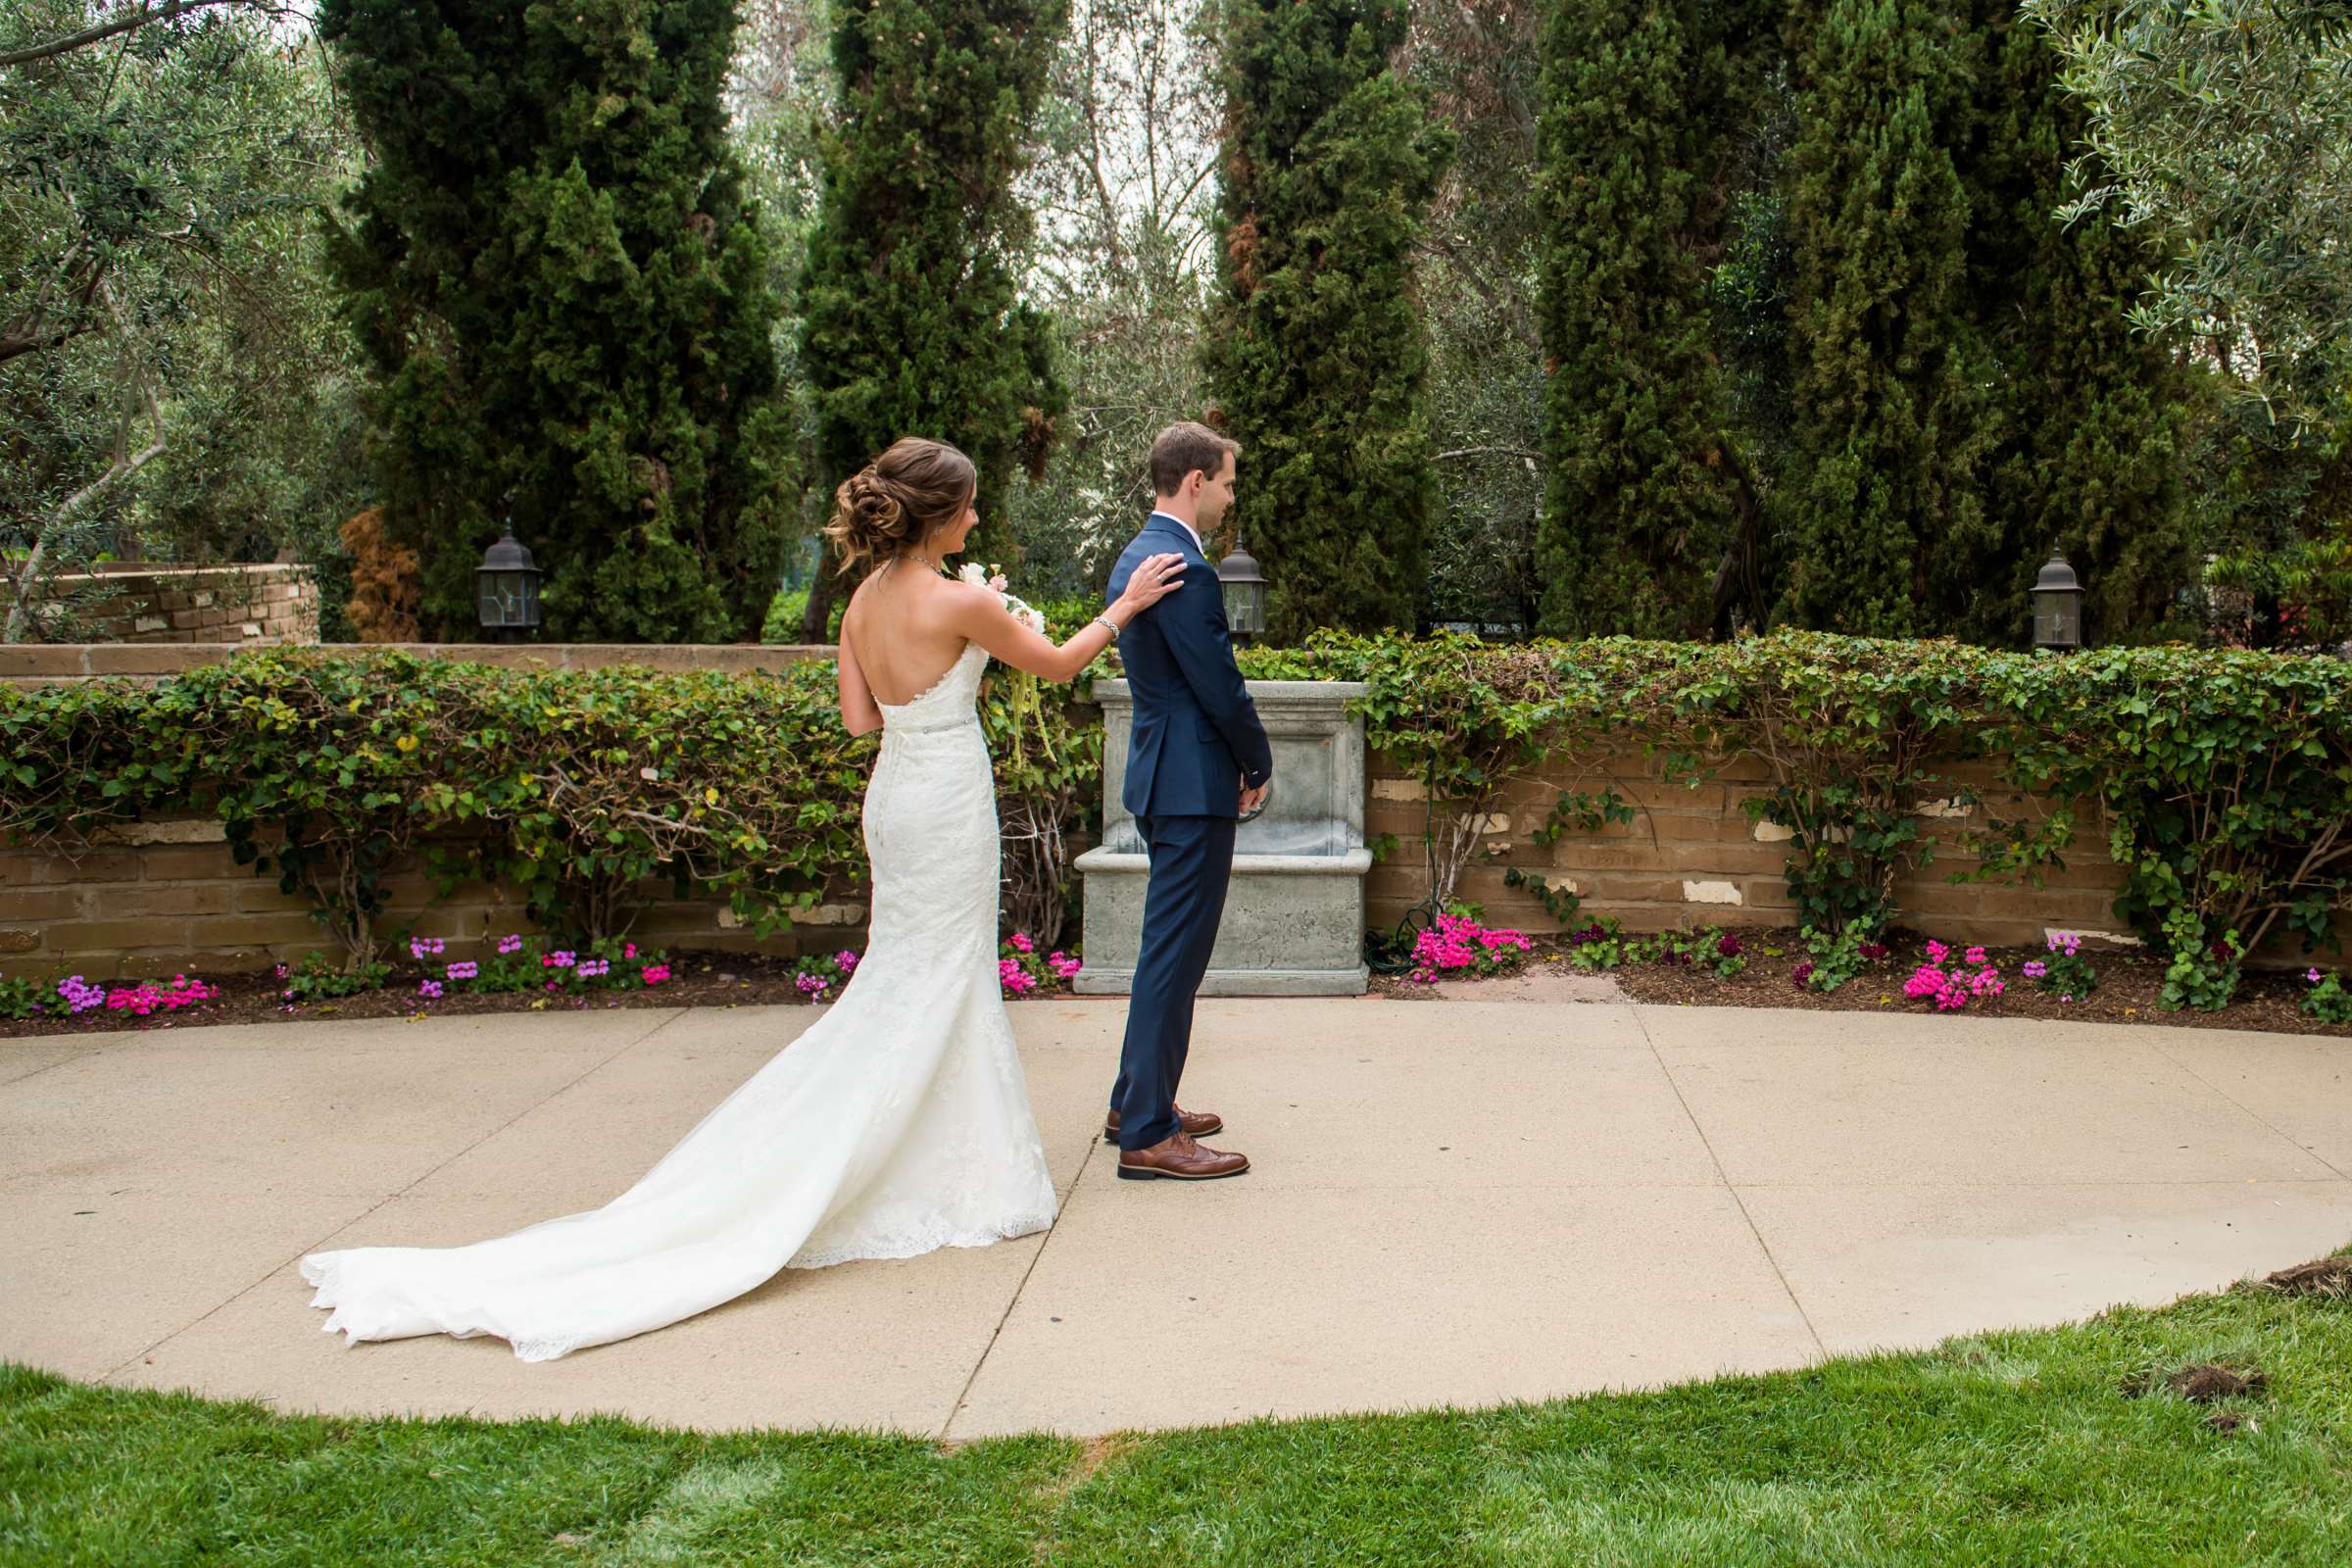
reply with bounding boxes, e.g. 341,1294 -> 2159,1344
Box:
1101,421 -> 1272,1182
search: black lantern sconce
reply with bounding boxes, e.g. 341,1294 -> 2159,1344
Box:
2030,549 -> 2084,652
1216,537 -> 1268,642
475,525 -> 544,644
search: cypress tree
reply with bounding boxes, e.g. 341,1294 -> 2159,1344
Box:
1201,0 -> 1452,642
1532,0 -> 1752,639
796,0 -> 1066,637
1775,0 -> 1992,636
320,0 -> 792,641
1949,6 -> 2191,645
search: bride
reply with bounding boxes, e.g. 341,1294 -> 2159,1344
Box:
300,435 -> 1187,1360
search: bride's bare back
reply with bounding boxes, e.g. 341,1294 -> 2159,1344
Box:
842,558 -> 976,708
834,548 -> 1187,735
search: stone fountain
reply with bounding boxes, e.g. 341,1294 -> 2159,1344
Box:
1072,679 -> 1371,996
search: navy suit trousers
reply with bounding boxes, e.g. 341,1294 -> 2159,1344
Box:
1110,812 -> 1237,1150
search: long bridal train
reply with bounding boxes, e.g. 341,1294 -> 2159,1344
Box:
301,640 -> 1056,1361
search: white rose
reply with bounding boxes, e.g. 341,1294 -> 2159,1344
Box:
957,563 -> 989,587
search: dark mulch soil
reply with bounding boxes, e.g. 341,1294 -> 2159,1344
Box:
2120,1362 -> 2269,1403
2260,1256 -> 2352,1298
12,925 -> 2352,1042
1,951 -> 1088,1040
1564,924 -> 2352,1040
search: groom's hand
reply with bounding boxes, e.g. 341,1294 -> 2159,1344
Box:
1239,776 -> 1270,816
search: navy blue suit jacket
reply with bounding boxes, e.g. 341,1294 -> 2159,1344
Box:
1106,514 -> 1274,818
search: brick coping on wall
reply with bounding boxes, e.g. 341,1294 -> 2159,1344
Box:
1,641 -> 839,685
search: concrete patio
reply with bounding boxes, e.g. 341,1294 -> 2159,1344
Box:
3,996 -> 2346,1439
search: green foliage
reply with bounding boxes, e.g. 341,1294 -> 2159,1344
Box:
2025,0 -> 2352,438
1771,3 -> 2195,645
1799,922 -> 1882,995
2027,932 -> 2101,999
0,650 -> 876,962
762,585 -> 847,644
318,0 -> 792,642
1956,7 -> 2196,647
2303,969 -> 2352,1024
1532,0 -> 1758,639
1776,0 -> 1987,636
1265,630 -> 1597,910
0,9 -> 365,639
1501,865 -> 1580,925
1651,633 -> 1983,939
1202,0 -> 1452,640
0,972 -> 46,1021
985,658 -> 1106,951
2158,914 -> 2243,1012
10,633 -> 2352,994
1970,643 -> 2352,977
280,952 -> 392,1004
797,0 -> 1068,603
1502,785 -> 1631,920
1557,914 -> 1636,970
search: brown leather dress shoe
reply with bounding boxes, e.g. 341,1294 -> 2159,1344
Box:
1103,1104 -> 1223,1140
1116,1131 -> 1250,1182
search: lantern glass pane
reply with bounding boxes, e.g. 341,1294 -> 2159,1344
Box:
479,571 -> 526,628
2033,594 -> 2081,648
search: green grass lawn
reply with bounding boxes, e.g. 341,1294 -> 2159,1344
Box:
5,1250 -> 2348,1565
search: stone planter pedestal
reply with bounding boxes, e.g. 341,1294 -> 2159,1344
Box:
1073,679 -> 1370,997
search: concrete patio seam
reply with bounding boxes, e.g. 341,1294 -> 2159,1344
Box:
94,1006 -> 693,1386
2142,1039 -> 2352,1183
0,1034 -> 140,1088
936,1132 -> 1102,1444
1629,1004 -> 1830,1362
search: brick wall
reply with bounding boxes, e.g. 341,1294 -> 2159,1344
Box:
3,644 -> 912,980
2,564 -> 318,648
1361,745 -> 2136,952
0,814 -> 871,982
2,650 -> 2166,974
1,639 -> 833,689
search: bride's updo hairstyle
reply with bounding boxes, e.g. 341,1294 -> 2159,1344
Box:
824,435 -> 978,574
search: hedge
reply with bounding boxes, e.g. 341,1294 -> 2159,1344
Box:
6,633 -> 2349,1010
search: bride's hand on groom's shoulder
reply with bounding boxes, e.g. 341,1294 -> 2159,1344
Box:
1117,552 -> 1187,617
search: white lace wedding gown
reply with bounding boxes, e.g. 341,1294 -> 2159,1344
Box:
300,639 -> 1057,1361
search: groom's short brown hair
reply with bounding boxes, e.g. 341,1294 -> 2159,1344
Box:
1149,421 -> 1242,498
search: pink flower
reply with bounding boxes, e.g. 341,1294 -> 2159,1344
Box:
1010,933 -> 1034,954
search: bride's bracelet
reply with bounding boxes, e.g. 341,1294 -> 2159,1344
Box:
1093,613 -> 1122,639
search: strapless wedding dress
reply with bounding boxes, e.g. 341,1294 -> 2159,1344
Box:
300,639 -> 1056,1360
